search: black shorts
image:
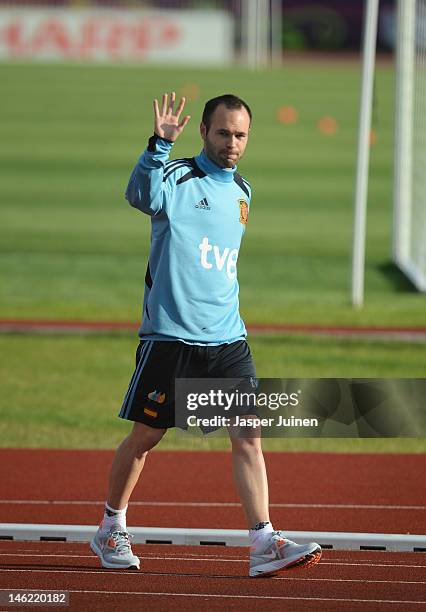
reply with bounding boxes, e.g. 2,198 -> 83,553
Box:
118,339 -> 256,429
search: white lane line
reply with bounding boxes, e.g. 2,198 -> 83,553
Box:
1,561 -> 426,576
0,586 -> 425,605
1,561 -> 423,586
320,561 -> 426,569
57,589 -> 426,605
0,499 -> 424,511
0,547 -> 423,565
275,577 -> 426,585
0,553 -> 96,559
0,569 -> 144,576
0,546 -> 411,558
0,553 -> 425,569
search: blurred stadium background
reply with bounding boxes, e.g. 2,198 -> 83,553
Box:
0,0 -> 425,451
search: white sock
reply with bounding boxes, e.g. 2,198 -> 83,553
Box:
249,521 -> 274,552
100,502 -> 128,533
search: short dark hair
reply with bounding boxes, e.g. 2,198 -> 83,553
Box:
202,94 -> 252,132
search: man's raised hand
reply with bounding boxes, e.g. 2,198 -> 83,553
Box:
153,92 -> 191,142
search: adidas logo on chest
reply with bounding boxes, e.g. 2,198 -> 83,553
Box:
194,198 -> 211,211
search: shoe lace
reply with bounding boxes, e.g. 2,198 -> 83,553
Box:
109,530 -> 133,553
271,531 -> 288,544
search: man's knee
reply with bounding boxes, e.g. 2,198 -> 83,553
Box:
231,434 -> 262,455
128,422 -> 166,457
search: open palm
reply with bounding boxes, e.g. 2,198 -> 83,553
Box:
154,92 -> 191,142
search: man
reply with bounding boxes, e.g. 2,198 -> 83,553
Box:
90,92 -> 322,577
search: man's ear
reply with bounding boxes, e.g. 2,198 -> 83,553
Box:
200,122 -> 207,140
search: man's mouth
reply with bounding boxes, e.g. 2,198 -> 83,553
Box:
223,151 -> 238,158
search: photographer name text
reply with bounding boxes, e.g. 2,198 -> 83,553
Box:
186,415 -> 319,428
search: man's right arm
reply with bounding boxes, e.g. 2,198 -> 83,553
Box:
125,92 -> 191,216
125,134 -> 174,216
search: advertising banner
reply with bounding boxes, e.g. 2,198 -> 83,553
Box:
0,8 -> 233,64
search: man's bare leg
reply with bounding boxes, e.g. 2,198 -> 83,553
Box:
107,421 -> 166,510
91,421 -> 166,569
229,426 -> 322,577
229,431 -> 270,527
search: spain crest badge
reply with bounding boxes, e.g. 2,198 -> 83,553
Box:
239,199 -> 248,225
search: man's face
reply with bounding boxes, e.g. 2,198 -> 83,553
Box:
200,104 -> 251,169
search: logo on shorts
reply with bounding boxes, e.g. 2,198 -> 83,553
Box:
250,376 -> 258,389
144,407 -> 158,418
238,199 -> 248,225
148,390 -> 166,404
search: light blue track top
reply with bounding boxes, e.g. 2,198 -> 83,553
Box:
125,134 -> 252,345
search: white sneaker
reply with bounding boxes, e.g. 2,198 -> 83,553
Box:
90,526 -> 140,569
249,531 -> 321,577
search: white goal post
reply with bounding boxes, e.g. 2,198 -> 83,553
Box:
393,0 -> 426,292
351,0 -> 380,307
352,0 -> 426,306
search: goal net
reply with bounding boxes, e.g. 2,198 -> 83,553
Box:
393,0 -> 426,291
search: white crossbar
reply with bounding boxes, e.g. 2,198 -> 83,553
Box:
0,524 -> 425,552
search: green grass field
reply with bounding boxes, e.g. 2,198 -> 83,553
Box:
0,61 -> 425,451
0,333 -> 425,451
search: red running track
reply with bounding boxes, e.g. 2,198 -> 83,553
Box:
0,450 -> 425,533
0,542 -> 425,611
1,318 -> 426,341
0,450 -> 425,611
